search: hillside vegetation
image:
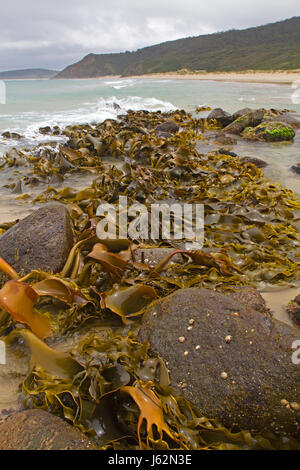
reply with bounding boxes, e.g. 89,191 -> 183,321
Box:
55,17 -> 300,78
0,69 -> 58,79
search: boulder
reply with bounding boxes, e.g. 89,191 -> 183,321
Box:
155,121 -> 179,134
39,126 -> 52,135
0,338 -> 29,419
242,122 -> 295,142
138,288 -> 300,438
0,204 -> 74,276
207,108 -> 232,127
1,131 -> 23,140
231,108 -> 253,121
240,156 -> 268,168
213,134 -> 238,146
134,247 -> 184,268
264,112 -> 300,129
223,109 -> 265,135
0,410 -> 98,450
286,294 -> 300,326
217,149 -> 238,157
230,286 -> 270,315
291,164 -> 300,175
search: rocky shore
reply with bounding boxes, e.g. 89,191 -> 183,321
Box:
0,105 -> 299,450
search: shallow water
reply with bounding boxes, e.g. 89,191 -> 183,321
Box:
261,287 -> 300,327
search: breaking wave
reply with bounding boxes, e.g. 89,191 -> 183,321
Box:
0,95 -> 177,150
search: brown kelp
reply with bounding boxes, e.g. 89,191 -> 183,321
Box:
0,108 -> 299,449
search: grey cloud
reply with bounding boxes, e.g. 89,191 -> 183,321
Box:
0,0 -> 299,71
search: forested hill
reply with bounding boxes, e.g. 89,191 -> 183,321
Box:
55,17 -> 300,78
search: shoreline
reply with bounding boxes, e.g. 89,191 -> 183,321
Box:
124,71 -> 300,85
4,71 -> 300,85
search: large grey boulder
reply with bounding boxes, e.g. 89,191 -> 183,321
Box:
264,112 -> 300,129
231,108 -> 253,121
0,410 -> 98,450
0,204 -> 74,275
207,108 -> 232,127
138,288 -> 300,438
223,109 -> 265,135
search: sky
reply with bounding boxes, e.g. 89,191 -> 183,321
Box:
0,0 -> 299,72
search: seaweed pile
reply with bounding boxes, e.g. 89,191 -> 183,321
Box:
0,108 -> 299,449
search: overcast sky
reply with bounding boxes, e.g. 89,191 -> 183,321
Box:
0,0 -> 299,71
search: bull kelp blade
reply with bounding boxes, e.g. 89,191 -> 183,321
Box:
96,238 -> 131,253
103,285 -> 157,318
0,280 -> 51,339
18,329 -> 83,379
33,278 -> 89,305
33,278 -> 73,303
88,243 -> 127,276
121,382 -> 180,448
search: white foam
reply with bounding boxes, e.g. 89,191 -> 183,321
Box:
105,79 -> 136,89
0,95 -> 176,149
238,96 -> 256,102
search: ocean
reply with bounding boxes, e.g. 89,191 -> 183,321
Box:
0,77 -> 299,222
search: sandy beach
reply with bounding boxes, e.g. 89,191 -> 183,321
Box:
125,70 -> 300,85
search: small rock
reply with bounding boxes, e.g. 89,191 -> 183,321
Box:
290,164 -> 300,175
155,120 -> 179,134
213,134 -> 238,146
240,156 -> 268,168
39,126 -> 52,135
134,247 -> 183,268
218,149 -> 238,157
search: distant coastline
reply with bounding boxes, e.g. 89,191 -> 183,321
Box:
2,70 -> 300,85
48,70 -> 300,85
